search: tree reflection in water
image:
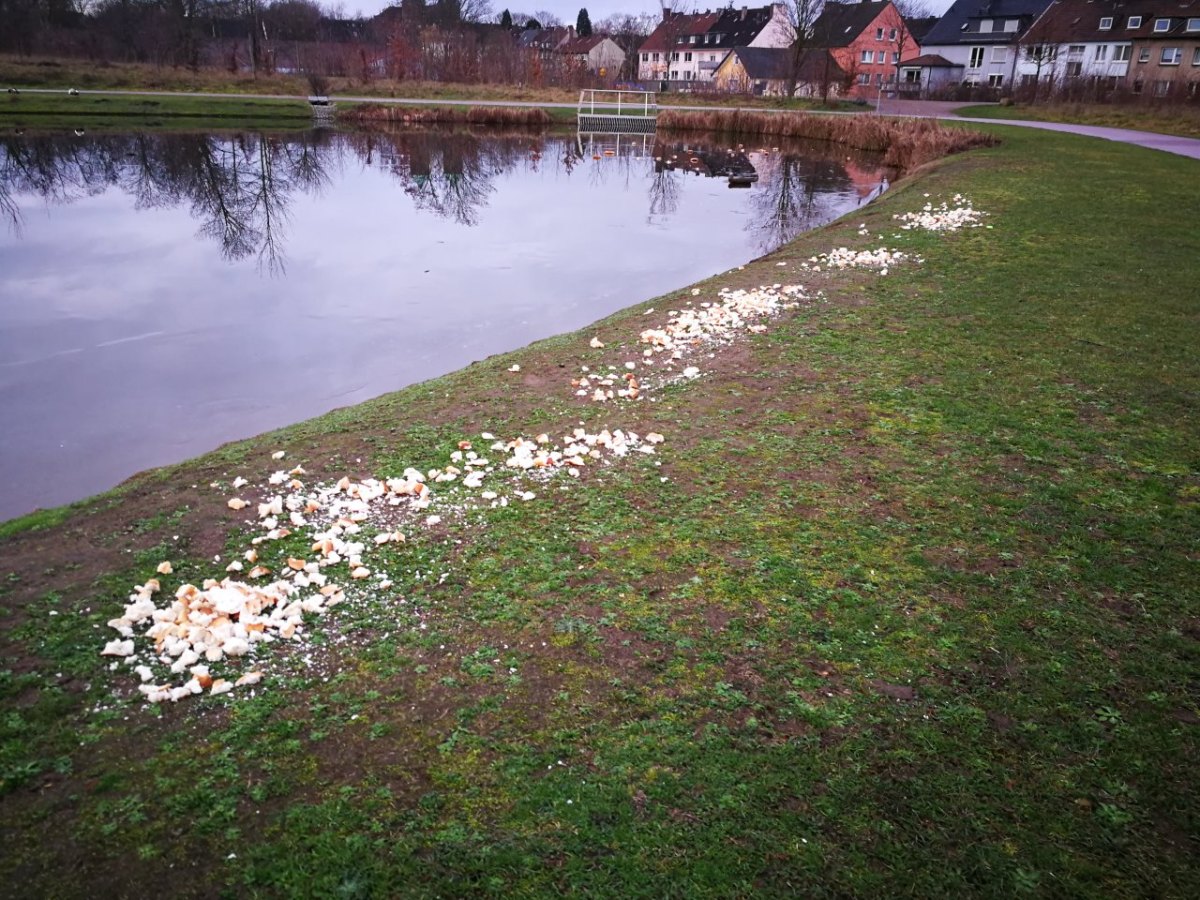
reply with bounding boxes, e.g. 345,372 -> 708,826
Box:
0,128 -> 891,267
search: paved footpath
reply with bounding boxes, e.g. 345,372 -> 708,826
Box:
11,86 -> 1200,162
878,98 -> 1200,161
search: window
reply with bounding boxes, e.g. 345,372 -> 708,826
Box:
1099,17 -> 1113,30
876,73 -> 884,84
1113,45 -> 1131,61
1187,18 -> 1200,32
988,73 -> 1003,87
858,73 -> 870,85
876,50 -> 886,63
1095,45 -> 1108,61
861,50 -> 873,63
1161,47 -> 1182,64
889,28 -> 897,41
1194,47 -> 1200,65
1153,79 -> 1169,96
642,53 -> 648,61
1127,16 -> 1142,29
992,47 -> 1007,63
670,70 -> 677,79
876,27 -> 884,40
709,54 -> 716,61
1068,45 -> 1084,55
684,52 -> 692,62
689,35 -> 696,44
671,52 -> 679,61
1066,61 -> 1082,76
1132,78 -> 1143,93
1004,20 -> 1019,32
652,52 -> 659,62
969,46 -> 984,67
1138,48 -> 1150,62
1153,19 -> 1170,33
892,52 -> 899,63
979,19 -> 993,33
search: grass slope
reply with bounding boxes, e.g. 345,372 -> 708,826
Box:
0,124 -> 1198,898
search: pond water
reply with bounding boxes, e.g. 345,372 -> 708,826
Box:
0,125 -> 891,521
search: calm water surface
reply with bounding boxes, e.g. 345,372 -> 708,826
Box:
0,126 -> 890,521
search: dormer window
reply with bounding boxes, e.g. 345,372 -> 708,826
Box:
1127,16 -> 1142,29
980,19 -> 993,33
1099,17 -> 1113,30
1153,18 -> 1170,33
1004,20 -> 1019,32
1187,18 -> 1200,32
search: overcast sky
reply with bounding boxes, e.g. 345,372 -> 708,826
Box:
342,0 -> 957,27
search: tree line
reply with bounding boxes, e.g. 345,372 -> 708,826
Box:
0,0 -> 654,84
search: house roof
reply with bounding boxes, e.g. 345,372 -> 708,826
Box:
920,0 -> 1055,47
726,46 -> 845,81
904,16 -> 941,44
639,12 -> 722,52
558,35 -> 607,55
638,5 -> 779,53
1023,0 -> 1200,45
710,4 -> 778,45
812,1 -> 893,48
902,53 -> 960,67
516,26 -> 571,50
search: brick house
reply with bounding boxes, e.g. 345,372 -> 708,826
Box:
810,1 -> 926,99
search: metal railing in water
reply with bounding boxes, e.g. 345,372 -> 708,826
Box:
577,89 -> 658,132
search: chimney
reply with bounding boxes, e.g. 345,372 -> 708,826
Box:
741,6 -> 747,19
661,1 -> 672,23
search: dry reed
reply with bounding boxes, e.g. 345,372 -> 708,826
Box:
657,109 -> 997,172
339,104 -> 552,128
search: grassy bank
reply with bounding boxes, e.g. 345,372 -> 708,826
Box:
0,90 -> 314,131
958,101 -> 1200,139
337,103 -> 560,128
659,108 -> 998,169
1,122 -> 1198,898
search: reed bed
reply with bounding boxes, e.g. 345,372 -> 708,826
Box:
657,109 -> 998,171
339,104 -> 552,128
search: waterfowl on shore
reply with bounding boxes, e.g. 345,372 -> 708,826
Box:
67,88 -> 79,95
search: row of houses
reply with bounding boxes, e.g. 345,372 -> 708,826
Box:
632,0 -> 1200,100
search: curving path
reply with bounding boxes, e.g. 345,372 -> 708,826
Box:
8,86 -> 1200,161
877,97 -> 1200,161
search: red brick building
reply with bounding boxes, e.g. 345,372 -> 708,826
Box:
812,1 -> 924,98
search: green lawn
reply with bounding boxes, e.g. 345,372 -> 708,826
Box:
958,101 -> 1200,139
1,122 -> 1197,897
0,91 -> 314,132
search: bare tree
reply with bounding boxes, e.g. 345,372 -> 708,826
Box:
780,0 -> 826,99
